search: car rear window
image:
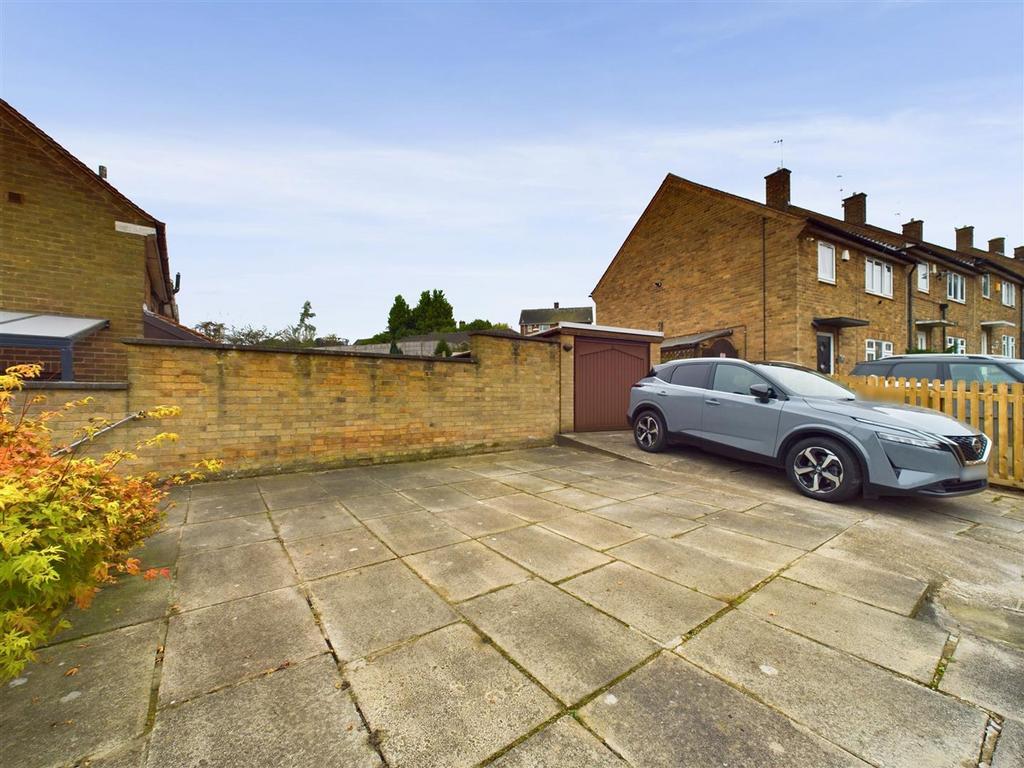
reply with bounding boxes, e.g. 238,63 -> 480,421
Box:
852,361 -> 891,376
949,363 -> 1017,384
669,363 -> 711,388
889,361 -> 940,380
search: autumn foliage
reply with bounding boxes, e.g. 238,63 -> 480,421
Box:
0,364 -> 218,680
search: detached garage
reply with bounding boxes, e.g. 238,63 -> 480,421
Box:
534,322 -> 663,433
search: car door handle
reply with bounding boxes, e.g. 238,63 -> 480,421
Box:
656,391 -> 668,396
705,398 -> 721,406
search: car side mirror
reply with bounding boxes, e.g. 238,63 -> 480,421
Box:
749,383 -> 774,402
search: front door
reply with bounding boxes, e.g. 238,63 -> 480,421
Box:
816,333 -> 834,375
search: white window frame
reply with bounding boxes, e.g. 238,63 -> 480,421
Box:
865,339 -> 894,361
981,333 -> 989,354
946,336 -> 967,354
917,262 -> 929,293
947,272 -> 966,304
1002,335 -> 1016,358
916,331 -> 927,351
1002,281 -> 1016,307
982,273 -> 991,299
817,242 -> 836,284
864,258 -> 893,298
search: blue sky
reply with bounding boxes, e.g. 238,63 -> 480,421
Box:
3,2 -> 1022,340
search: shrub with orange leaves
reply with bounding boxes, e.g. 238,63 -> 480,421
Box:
0,364 -> 219,680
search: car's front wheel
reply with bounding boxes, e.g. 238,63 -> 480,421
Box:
785,437 -> 862,502
633,410 -> 666,453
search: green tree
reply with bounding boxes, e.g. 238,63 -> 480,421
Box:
225,324 -> 275,346
387,295 -> 414,340
412,290 -> 456,334
279,300 -> 318,346
193,321 -> 226,342
434,339 -> 452,357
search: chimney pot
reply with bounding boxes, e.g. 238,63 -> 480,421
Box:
98,165 -> 107,179
553,302 -> 559,309
842,193 -> 867,225
955,226 -> 974,251
902,219 -> 923,240
765,168 -> 791,210
1014,245 -> 1024,260
988,237 -> 1006,256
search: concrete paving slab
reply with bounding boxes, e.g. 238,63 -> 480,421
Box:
462,580 -> 657,704
364,509 -> 469,555
500,473 -> 566,494
342,491 -> 423,520
784,552 -> 928,615
161,499 -> 186,528
590,502 -> 702,537
482,492 -> 574,522
609,536 -> 770,600
187,477 -> 260,501
961,525 -> 1024,555
677,526 -> 804,570
483,525 -> 611,581
79,737 -> 147,767
160,587 -> 325,704
1,622 -> 160,768
942,634 -> 1024,718
316,473 -> 389,500
933,503 -> 1024,532
699,509 -> 835,549
580,653 -> 869,768
540,487 -> 617,511
751,498 -> 865,526
532,467 -> 591,485
452,478 -> 517,499
129,527 -> 179,568
739,578 -> 948,682
286,526 -> 395,581
148,655 -> 381,768
269,500 -> 359,541
401,484 -> 479,512
187,489 -> 264,523
310,560 -> 457,660
257,472 -> 318,492
574,478 -> 652,501
993,718 -> 1024,768
261,484 -> 332,511
680,611 -> 989,768
465,461 -> 526,478
539,512 -> 643,550
349,622 -> 558,768
404,541 -> 531,602
54,574 -> 171,643
562,562 -> 725,645
491,716 -> 626,768
433,502 -> 530,536
175,540 -> 296,611
665,485 -> 760,510
178,513 -> 275,554
623,493 -> 716,519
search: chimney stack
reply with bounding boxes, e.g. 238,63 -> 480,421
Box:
988,237 -> 1005,256
553,302 -> 559,309
765,168 -> 791,210
842,193 -> 867,225
98,165 -> 107,179
1013,246 -> 1024,260
902,219 -> 923,241
955,226 -> 974,251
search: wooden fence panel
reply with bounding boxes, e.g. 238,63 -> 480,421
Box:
835,375 -> 1024,490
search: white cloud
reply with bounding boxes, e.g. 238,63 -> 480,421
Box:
53,107 -> 1023,338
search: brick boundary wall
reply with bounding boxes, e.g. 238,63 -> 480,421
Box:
14,332 -> 561,478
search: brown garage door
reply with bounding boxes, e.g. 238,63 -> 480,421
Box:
574,337 -> 650,431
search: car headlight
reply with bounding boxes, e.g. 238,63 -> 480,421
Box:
876,431 -> 945,450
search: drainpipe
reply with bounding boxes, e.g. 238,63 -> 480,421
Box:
906,263 -> 916,352
761,217 -> 767,359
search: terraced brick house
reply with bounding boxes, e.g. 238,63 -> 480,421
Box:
519,303 -> 594,335
591,169 -> 1023,375
0,99 -> 200,382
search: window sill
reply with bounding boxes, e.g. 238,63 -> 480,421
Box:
865,290 -> 894,300
947,298 -> 966,305
818,277 -> 836,285
917,287 -> 929,294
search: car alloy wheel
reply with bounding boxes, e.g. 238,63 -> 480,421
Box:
792,446 -> 844,495
635,414 -> 660,449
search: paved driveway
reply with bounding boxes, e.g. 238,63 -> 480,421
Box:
4,442 -> 1023,767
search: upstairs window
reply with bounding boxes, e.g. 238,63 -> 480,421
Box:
945,336 -> 967,354
917,263 -> 929,292
1002,281 -> 1016,307
947,272 -> 966,304
817,242 -> 836,284
865,259 -> 893,298
982,273 -> 991,299
865,339 -> 894,361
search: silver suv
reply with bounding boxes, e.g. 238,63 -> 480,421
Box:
628,359 -> 990,502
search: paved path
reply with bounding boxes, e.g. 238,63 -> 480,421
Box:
3,442 -> 1023,767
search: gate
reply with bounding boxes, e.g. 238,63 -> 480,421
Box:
574,337 -> 650,431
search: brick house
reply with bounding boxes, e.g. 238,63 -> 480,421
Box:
0,99 -> 198,381
519,303 -> 594,335
592,169 -> 1023,375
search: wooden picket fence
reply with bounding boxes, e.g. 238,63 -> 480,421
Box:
834,375 -> 1024,490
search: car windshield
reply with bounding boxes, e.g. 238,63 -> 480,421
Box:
1005,362 -> 1024,377
756,364 -> 855,399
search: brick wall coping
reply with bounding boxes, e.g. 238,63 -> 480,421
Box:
119,337 -> 478,364
467,330 -> 560,344
24,381 -> 128,391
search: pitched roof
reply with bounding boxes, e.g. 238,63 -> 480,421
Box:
0,99 -> 179,316
519,306 -> 593,325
